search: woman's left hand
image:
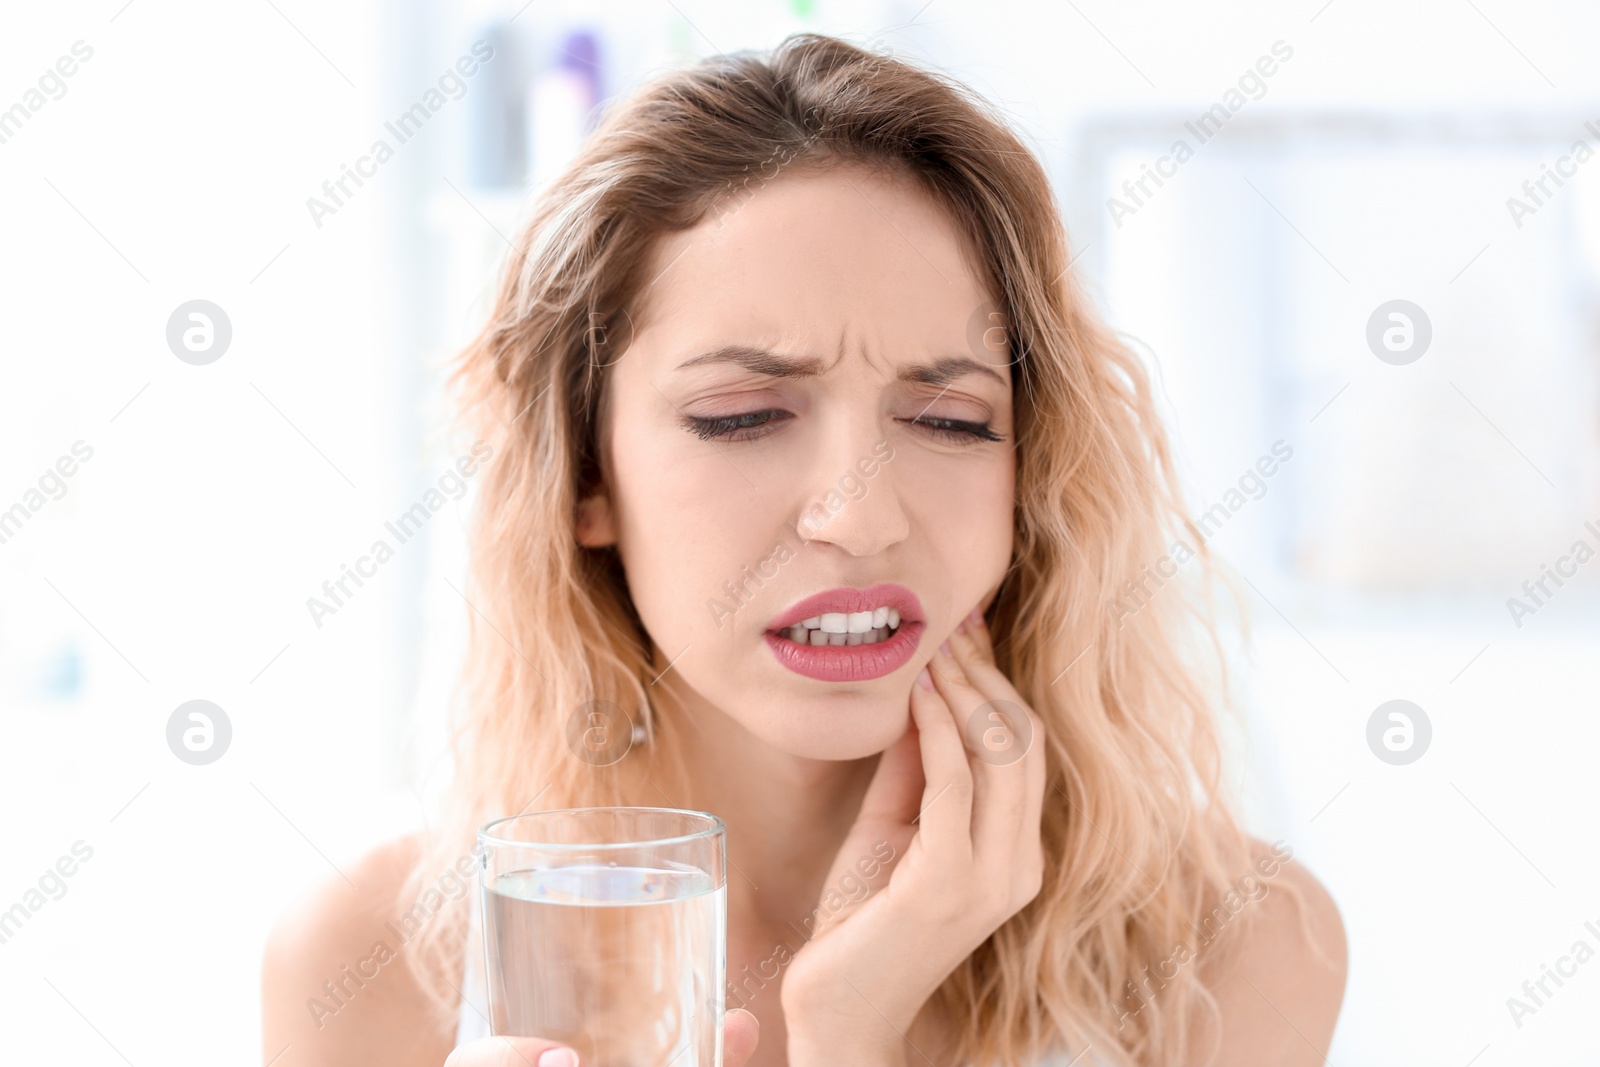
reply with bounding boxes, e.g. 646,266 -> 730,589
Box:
779,606 -> 1049,1066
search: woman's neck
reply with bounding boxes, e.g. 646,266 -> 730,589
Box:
634,669 -> 883,931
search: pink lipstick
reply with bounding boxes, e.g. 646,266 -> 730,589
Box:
763,582 -> 925,682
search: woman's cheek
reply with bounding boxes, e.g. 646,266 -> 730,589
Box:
907,443 -> 1011,527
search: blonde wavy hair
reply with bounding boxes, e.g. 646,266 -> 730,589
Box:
403,31 -> 1308,1067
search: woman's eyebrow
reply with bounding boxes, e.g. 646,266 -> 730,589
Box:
675,345 -> 1006,387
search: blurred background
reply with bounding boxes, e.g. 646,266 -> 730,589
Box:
1,0 -> 1596,1063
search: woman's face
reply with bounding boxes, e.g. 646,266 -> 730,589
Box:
580,161 -> 1016,760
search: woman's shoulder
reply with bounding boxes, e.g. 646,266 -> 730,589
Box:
1188,835 -> 1348,1065
261,831 -> 458,1067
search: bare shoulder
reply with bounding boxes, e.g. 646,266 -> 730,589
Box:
1191,836 -> 1348,1067
261,832 -> 465,1067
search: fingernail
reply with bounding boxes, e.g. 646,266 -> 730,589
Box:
916,666 -> 934,690
539,1050 -> 578,1067
968,607 -> 984,626
939,639 -> 952,656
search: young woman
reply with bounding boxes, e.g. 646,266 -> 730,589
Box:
263,33 -> 1346,1067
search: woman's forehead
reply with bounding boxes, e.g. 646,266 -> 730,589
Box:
624,164 -> 1006,381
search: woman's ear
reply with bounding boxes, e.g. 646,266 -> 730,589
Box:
576,492 -> 618,547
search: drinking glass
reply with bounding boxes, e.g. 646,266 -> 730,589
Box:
478,807 -> 728,1066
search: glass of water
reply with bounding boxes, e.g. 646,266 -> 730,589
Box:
478,807 -> 727,1066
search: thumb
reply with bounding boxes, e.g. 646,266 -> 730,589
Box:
724,1007 -> 761,1066
855,716 -> 925,825
805,720 -> 923,942
444,1036 -> 582,1067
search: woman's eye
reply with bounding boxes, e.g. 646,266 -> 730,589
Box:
680,411 -> 1003,444
903,416 -> 1005,444
681,410 -> 790,441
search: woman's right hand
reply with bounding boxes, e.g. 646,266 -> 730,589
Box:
778,608 -> 1049,1067
441,1007 -> 760,1067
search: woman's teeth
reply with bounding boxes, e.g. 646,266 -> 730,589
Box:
781,607 -> 901,646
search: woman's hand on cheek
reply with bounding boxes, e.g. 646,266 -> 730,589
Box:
780,608 -> 1048,1067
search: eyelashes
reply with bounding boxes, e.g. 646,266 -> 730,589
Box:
683,410 -> 791,441
681,409 -> 1004,444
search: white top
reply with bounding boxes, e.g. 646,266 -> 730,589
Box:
454,888 -> 1102,1066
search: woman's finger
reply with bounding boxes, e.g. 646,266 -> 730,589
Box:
963,605 -> 996,661
724,1008 -> 760,1067
908,661 -> 975,867
806,723 -> 920,940
944,614 -> 1024,721
953,610 -> 1047,850
927,631 -> 1029,866
445,1018 -> 754,1067
951,614 -> 1049,904
946,620 -> 1038,768
941,623 -> 1037,879
855,711 -> 925,827
444,1036 -> 581,1067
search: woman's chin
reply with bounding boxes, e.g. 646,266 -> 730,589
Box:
747,702 -> 912,761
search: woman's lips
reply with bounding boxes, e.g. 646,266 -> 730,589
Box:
765,581 -> 923,634
763,620 -> 925,682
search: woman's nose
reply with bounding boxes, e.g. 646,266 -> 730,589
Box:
792,429 -> 906,557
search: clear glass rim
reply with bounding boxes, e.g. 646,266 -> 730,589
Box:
477,806 -> 725,851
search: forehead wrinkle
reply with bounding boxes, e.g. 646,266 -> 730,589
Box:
674,345 -> 1005,390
